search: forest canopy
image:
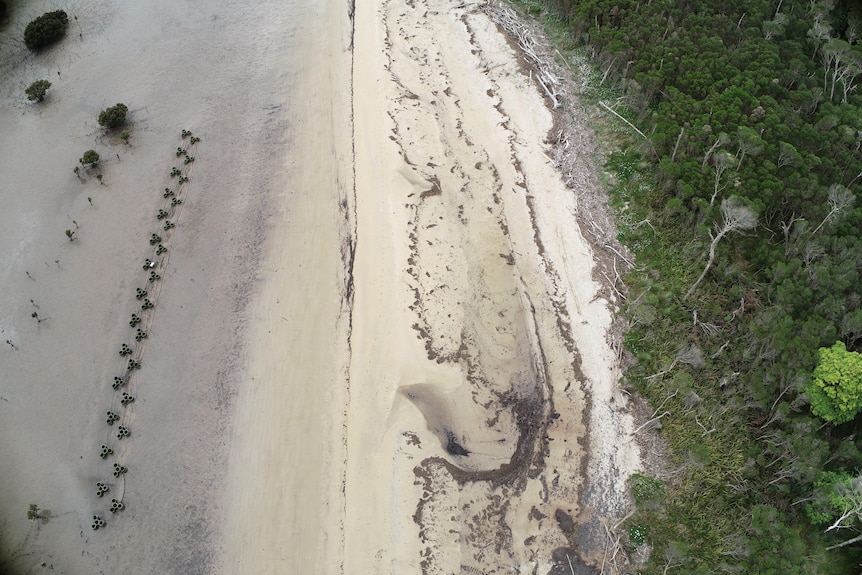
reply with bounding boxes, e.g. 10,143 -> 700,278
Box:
522,0 -> 862,572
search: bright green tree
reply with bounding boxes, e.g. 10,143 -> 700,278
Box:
808,341 -> 862,424
807,471 -> 857,526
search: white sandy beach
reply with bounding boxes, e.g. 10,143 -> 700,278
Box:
0,0 -> 641,573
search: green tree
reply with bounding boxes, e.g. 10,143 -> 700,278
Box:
808,341 -> 862,424
807,470 -> 856,526
807,471 -> 862,549
745,506 -> 805,575
25,80 -> 52,102
23,10 -> 68,50
80,150 -> 99,167
98,103 -> 128,129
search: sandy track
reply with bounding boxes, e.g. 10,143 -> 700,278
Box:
348,0 -> 640,573
220,0 -> 354,573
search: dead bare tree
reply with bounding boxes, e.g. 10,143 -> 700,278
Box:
684,198 -> 758,300
810,184 -> 855,237
484,1 -> 563,108
702,131 -> 731,166
709,150 -> 736,206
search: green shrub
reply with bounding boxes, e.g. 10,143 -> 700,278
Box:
24,11 -> 68,50
808,341 -> 862,424
98,103 -> 128,129
80,149 -> 99,167
629,473 -> 666,507
25,79 -> 51,102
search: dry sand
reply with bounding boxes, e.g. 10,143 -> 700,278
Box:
0,0 -> 642,573
0,0 -> 344,573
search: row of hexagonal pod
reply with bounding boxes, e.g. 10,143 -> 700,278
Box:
94,132 -> 199,531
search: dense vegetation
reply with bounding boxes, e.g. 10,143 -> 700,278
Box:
23,10 -> 68,50
519,0 -> 862,572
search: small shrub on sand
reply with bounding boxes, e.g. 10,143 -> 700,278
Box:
25,79 -> 51,102
80,149 -> 99,167
24,11 -> 68,50
98,103 -> 128,129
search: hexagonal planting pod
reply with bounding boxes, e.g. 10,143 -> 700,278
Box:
119,344 -> 132,357
176,147 -> 185,157
157,209 -> 169,220
171,198 -> 183,207
135,329 -> 148,341
99,444 -> 114,459
149,233 -> 162,245
148,271 -> 161,282
163,220 -> 175,231
129,314 -> 141,327
156,245 -> 167,255
120,392 -> 135,406
109,499 -> 125,513
112,462 -> 127,477
126,359 -> 140,371
105,411 -> 120,425
170,167 -> 181,177
143,258 -> 154,270
112,376 -> 125,390
116,425 -> 130,440
91,515 -> 105,530
141,299 -> 154,310
96,482 -> 109,497
135,288 -> 148,300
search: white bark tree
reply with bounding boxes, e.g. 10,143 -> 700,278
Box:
684,198 -> 758,300
710,151 -> 736,206
810,184 -> 855,237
